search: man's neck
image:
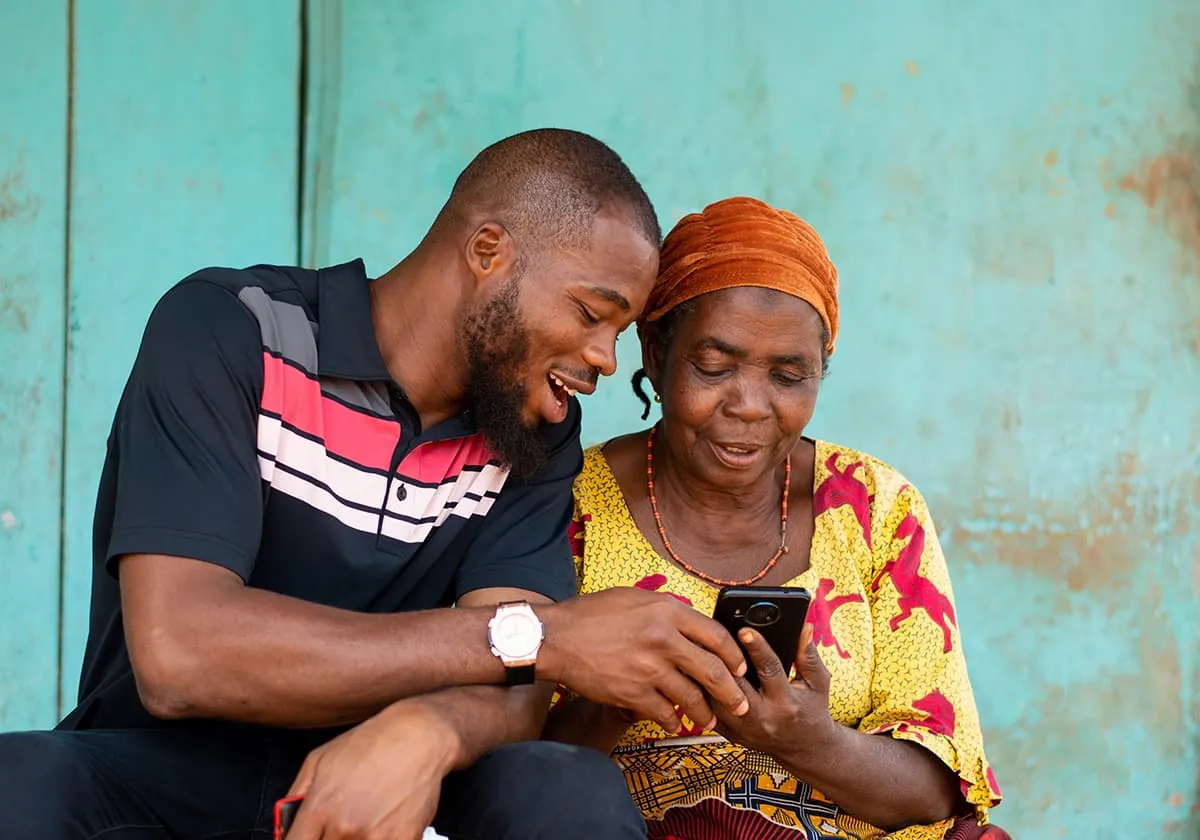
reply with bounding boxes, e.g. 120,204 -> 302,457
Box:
370,250 -> 471,431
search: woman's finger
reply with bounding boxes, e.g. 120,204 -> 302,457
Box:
793,624 -> 831,694
739,629 -> 790,698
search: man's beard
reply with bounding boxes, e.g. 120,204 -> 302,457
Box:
461,279 -> 552,481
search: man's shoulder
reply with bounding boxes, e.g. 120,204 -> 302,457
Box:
176,262 -> 319,309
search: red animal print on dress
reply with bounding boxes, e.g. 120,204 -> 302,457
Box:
634,573 -> 693,606
872,513 -> 958,653
567,514 -> 590,559
910,689 -> 956,737
813,453 -> 873,549
807,578 -> 864,659
986,766 -> 1003,798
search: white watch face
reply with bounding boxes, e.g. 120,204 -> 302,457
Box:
492,612 -> 541,659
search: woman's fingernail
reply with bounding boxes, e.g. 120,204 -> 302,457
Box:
736,662 -> 748,677
735,699 -> 750,716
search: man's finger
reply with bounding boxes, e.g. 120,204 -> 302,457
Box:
677,611 -> 749,678
280,795 -> 321,840
671,641 -> 750,716
739,629 -> 789,698
286,751 -> 320,799
654,671 -> 717,733
631,688 -> 686,734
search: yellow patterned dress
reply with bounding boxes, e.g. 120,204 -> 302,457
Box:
562,441 -> 1001,840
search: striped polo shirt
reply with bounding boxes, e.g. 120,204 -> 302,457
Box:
64,259 -> 582,734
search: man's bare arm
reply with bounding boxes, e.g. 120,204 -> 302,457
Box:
121,555 -> 544,726
120,553 -> 749,729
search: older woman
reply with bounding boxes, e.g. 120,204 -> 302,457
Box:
547,198 -> 1004,840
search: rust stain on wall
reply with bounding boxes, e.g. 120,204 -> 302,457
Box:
970,227 -> 1055,284
1116,59 -> 1200,278
0,166 -> 36,223
997,618 -> 1184,807
954,454 -> 1195,593
0,275 -> 31,334
1119,153 -> 1200,264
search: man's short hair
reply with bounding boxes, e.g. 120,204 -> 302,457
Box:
445,128 -> 661,253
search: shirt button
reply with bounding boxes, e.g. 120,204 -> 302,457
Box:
395,483 -> 407,502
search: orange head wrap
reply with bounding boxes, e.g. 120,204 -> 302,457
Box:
639,196 -> 839,355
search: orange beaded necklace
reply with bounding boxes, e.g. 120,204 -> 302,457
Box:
645,424 -> 790,587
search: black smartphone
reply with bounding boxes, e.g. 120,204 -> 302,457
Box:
712,585 -> 812,689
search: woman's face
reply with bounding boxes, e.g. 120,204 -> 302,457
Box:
648,287 -> 825,489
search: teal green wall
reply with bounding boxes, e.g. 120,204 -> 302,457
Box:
1,2 -> 1197,837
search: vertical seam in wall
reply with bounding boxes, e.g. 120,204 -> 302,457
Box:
56,0 -> 76,720
301,0 -> 342,269
295,0 -> 308,266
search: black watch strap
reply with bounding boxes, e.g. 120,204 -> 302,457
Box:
503,663 -> 536,686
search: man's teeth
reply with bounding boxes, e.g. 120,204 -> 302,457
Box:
550,374 -> 578,397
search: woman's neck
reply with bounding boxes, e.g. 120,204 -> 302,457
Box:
651,436 -> 786,554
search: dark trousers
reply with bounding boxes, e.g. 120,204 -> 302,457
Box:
0,729 -> 645,839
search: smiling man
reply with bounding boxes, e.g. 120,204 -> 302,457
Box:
0,129 -> 756,840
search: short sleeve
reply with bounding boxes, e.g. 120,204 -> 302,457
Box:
452,399 -> 584,602
857,484 -> 1003,822
104,279 -> 265,581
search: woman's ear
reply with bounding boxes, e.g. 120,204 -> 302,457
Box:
639,325 -> 664,398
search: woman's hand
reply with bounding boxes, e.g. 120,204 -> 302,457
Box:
713,624 -> 841,764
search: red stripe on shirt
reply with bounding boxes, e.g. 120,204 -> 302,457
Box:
398,436 -> 499,483
260,353 -> 400,472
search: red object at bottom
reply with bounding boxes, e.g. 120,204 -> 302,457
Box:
273,796 -> 304,840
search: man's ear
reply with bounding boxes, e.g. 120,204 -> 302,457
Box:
465,222 -> 519,289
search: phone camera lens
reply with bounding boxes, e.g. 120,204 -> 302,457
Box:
745,601 -> 781,627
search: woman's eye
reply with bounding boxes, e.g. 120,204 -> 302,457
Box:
774,370 -> 817,386
692,363 -> 731,379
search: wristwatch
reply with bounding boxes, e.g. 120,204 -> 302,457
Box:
487,601 -> 544,686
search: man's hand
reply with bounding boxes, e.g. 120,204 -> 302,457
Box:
284,699 -> 459,840
712,624 -> 839,763
540,587 -> 750,734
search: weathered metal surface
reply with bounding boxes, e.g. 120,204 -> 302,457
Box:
0,0 -> 1196,836
0,0 -> 68,731
58,0 -> 300,705
304,1 -> 1200,836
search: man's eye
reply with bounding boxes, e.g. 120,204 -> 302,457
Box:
577,303 -> 601,326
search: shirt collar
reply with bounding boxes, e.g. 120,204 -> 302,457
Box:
316,259 -> 392,381
316,258 -> 479,439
